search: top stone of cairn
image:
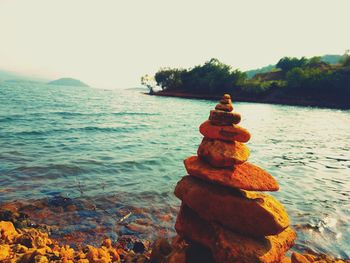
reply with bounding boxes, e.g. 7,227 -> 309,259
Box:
210,94 -> 241,126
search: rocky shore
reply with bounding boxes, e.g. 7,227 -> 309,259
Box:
1,212 -> 348,263
0,217 -> 151,262
0,207 -> 152,262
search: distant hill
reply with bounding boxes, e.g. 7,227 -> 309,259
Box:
48,78 -> 89,87
245,64 -> 275,79
0,69 -> 47,83
245,54 -> 343,79
321,54 -> 343,64
0,70 -> 19,81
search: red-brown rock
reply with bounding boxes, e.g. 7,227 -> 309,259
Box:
290,252 -> 348,263
282,257 -> 292,263
209,110 -> 241,125
199,120 -> 251,142
215,102 -> 233,112
222,94 -> 231,99
220,98 -> 231,104
197,138 -> 250,167
174,176 -> 289,237
175,205 -> 296,263
184,156 -> 279,191
291,252 -> 311,263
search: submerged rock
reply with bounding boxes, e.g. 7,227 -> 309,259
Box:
150,238 -> 172,263
0,209 -> 31,229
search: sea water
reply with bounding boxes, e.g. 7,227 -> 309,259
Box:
0,81 -> 349,258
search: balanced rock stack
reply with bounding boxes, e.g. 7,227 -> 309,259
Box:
173,94 -> 296,263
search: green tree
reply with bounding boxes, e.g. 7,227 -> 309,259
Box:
307,56 -> 322,67
286,67 -> 306,89
141,74 -> 156,94
276,57 -> 308,71
154,68 -> 185,90
342,55 -> 350,67
182,58 -> 246,94
152,58 -> 246,94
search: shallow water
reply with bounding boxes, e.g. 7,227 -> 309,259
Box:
0,82 -> 349,258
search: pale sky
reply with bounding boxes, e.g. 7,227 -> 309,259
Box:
0,0 -> 349,89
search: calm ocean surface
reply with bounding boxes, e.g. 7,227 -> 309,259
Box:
0,82 -> 349,258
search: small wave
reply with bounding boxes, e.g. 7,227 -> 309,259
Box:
52,111 -> 158,117
325,165 -> 344,169
14,125 -> 149,136
110,157 -> 166,171
111,112 -> 159,116
79,126 -> 145,133
325,156 -> 350,162
0,116 -> 16,122
295,216 -> 339,234
0,111 -> 158,124
8,164 -> 86,178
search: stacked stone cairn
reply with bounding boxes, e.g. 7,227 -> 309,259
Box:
165,94 -> 296,262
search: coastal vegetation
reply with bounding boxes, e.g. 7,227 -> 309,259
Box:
142,52 -> 350,108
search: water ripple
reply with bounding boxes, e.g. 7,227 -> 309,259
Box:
0,82 -> 349,258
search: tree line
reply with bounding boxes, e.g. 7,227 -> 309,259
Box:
152,58 -> 246,94
141,53 -> 350,103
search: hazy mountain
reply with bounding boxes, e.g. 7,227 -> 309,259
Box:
0,70 -> 88,87
245,65 -> 275,79
48,78 -> 89,87
0,70 -> 19,81
0,69 -> 48,83
321,54 -> 343,64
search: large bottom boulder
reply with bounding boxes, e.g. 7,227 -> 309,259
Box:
175,205 -> 296,263
175,176 -> 289,237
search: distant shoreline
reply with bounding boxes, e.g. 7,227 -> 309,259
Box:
146,90 -> 350,110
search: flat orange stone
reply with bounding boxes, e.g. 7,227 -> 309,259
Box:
184,156 -> 279,191
220,98 -> 231,104
197,138 -> 250,167
209,110 -> 241,125
215,102 -> 233,112
199,120 -> 251,143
